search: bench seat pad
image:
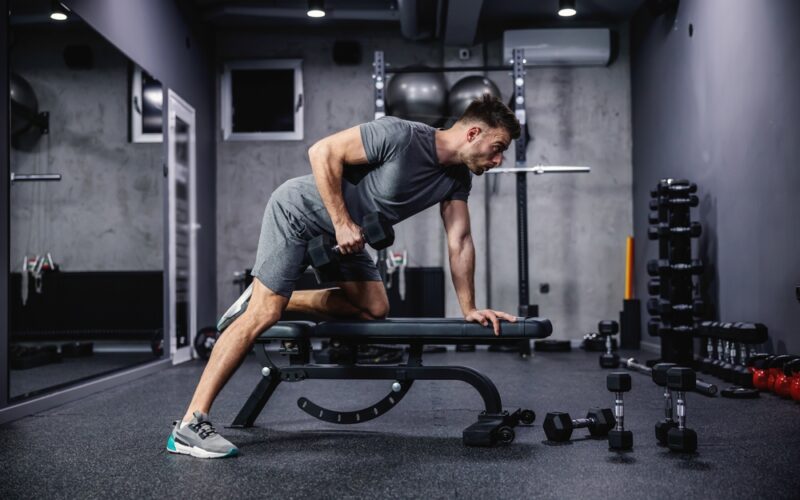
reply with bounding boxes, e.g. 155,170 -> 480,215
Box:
257,317 -> 552,342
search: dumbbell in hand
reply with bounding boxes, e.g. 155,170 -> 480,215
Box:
652,363 -> 678,445
307,212 -> 394,270
666,367 -> 697,453
543,409 -> 616,442
607,372 -> 633,451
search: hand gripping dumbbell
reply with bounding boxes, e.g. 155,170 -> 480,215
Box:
666,367 -> 697,453
607,372 -> 633,451
652,363 -> 678,445
307,212 -> 394,273
598,320 -> 620,368
543,409 -> 616,442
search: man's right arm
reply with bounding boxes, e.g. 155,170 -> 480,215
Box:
307,125 -> 370,254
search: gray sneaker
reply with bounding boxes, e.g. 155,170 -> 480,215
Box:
217,283 -> 253,333
166,411 -> 239,459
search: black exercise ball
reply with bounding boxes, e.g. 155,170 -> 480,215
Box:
447,75 -> 501,120
9,72 -> 40,136
386,69 -> 447,126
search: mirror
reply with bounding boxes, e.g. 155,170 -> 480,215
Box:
8,0 -> 165,401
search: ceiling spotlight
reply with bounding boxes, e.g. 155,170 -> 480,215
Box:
307,0 -> 326,18
558,0 -> 577,17
50,1 -> 70,21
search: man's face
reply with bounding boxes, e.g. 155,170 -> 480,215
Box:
461,125 -> 512,176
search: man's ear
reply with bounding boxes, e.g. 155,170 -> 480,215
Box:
467,126 -> 482,142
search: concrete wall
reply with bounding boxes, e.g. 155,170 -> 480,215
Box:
631,0 -> 800,354
66,0 -> 218,329
216,27 -> 633,341
9,27 -> 162,271
2,0 -> 10,406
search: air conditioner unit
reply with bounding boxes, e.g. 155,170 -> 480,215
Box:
502,28 -> 611,66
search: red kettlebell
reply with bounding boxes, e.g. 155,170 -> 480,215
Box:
767,356 -> 798,392
785,360 -> 800,402
751,356 -> 773,391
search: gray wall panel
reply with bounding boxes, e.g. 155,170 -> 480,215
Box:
9,29 -> 163,271
216,28 -> 633,341
66,0 -> 217,329
2,0 -> 10,406
631,0 -> 800,353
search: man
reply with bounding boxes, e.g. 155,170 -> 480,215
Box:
166,94 -> 521,458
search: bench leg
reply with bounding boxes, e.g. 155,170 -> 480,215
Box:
229,374 -> 281,428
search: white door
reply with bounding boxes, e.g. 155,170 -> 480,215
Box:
166,90 -> 197,364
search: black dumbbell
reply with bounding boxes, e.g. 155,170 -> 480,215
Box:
732,343 -> 755,387
543,409 -> 616,442
649,321 -> 696,337
652,363 -> 678,445
647,222 -> 702,240
647,298 -> 704,316
666,367 -> 698,453
647,278 -> 661,295
648,195 -> 699,210
598,320 -> 620,368
607,372 -> 633,451
719,340 -> 738,382
651,179 -> 697,196
307,212 -> 394,271
647,259 -> 704,277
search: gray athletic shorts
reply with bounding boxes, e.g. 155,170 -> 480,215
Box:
250,190 -> 382,298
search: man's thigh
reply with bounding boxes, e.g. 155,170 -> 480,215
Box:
337,280 -> 389,316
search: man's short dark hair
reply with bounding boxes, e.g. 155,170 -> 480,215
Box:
457,94 -> 521,140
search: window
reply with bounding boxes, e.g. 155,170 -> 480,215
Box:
221,59 -> 304,141
130,64 -> 164,143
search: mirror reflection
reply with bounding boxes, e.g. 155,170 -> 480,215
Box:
8,0 -> 165,401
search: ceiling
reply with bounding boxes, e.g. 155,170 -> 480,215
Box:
9,0 -> 651,44
194,0 -> 650,43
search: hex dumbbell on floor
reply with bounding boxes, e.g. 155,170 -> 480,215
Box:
607,372 -> 633,451
667,367 -> 698,453
543,409 -> 616,442
598,320 -> 620,368
651,363 -> 678,445
307,212 -> 394,274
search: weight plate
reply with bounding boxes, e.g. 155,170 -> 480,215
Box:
534,340 -> 572,352
721,386 -> 760,399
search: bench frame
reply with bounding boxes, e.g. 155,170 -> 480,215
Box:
230,335 -> 535,446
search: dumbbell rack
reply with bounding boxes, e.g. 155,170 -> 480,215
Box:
647,179 -> 704,365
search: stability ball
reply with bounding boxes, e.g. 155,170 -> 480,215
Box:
10,73 -> 40,136
386,69 -> 447,126
447,75 -> 501,120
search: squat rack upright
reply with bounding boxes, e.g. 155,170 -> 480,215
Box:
371,50 -> 589,355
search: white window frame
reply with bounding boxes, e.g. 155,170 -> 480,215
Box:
221,59 -> 304,141
130,65 -> 163,143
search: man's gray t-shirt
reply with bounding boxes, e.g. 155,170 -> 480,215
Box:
278,117 -> 472,233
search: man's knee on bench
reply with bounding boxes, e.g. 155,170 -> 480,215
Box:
360,297 -> 389,320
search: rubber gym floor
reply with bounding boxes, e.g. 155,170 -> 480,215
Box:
2,347 -> 798,499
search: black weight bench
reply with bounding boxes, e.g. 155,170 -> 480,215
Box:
231,317 -> 552,446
